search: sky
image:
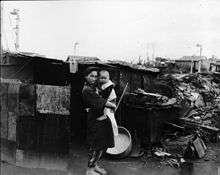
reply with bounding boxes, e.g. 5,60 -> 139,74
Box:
1,0 -> 220,61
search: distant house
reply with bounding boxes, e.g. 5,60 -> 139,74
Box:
175,55 -> 210,73
210,61 -> 220,72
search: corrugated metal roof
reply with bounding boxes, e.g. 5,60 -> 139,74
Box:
177,55 -> 207,61
2,51 -> 65,64
2,52 -> 159,73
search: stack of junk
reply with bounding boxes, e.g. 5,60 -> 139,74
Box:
120,73 -> 220,168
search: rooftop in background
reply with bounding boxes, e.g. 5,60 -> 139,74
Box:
67,55 -> 159,73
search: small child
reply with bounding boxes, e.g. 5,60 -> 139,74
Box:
98,70 -> 119,136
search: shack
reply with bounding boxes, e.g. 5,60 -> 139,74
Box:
210,62 -> 220,72
1,52 -> 70,156
1,52 -> 160,160
175,56 -> 210,73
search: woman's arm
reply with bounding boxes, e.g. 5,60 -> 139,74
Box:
82,87 -> 107,114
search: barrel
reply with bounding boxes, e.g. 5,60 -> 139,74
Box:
106,126 -> 132,158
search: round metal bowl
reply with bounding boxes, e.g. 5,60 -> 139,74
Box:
106,126 -> 132,159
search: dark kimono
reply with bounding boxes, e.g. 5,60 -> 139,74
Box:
82,84 -> 114,151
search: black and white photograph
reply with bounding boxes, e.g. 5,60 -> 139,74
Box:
1,0 -> 220,175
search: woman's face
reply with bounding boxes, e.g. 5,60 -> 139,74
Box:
85,71 -> 98,85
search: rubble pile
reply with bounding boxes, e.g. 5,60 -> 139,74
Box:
157,73 -> 220,129
128,73 -> 220,168
126,73 -> 220,129
152,73 -> 219,167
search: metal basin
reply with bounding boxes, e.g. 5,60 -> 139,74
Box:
106,126 -> 132,158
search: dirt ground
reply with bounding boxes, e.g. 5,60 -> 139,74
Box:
1,143 -> 220,175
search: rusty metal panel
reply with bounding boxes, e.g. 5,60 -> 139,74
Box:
19,84 -> 35,116
17,116 -> 38,150
143,75 -> 153,91
8,83 -> 20,113
37,114 -> 70,153
0,83 -> 8,111
36,85 -> 70,115
130,73 -> 142,92
0,83 -> 9,139
1,64 -> 34,83
1,110 -> 8,139
8,112 -> 17,141
118,71 -> 131,93
17,115 -> 70,152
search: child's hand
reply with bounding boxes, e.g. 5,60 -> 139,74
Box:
97,115 -> 107,121
110,103 -> 117,110
105,102 -> 116,110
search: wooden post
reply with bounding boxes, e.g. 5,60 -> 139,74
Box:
190,60 -> 193,73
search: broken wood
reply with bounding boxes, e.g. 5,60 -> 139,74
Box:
180,118 -> 220,132
165,122 -> 185,130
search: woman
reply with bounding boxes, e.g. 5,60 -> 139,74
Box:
82,67 -> 116,175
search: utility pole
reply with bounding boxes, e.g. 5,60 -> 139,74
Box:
196,44 -> 202,73
146,43 -> 149,62
73,42 -> 79,58
1,2 -> 3,53
10,9 -> 20,51
152,43 -> 155,61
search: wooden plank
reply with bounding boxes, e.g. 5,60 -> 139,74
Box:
180,118 -> 220,132
165,122 -> 185,130
193,137 -> 206,158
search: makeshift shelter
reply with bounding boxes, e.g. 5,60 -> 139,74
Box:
1,52 -> 70,155
1,52 -> 160,159
175,56 -> 211,73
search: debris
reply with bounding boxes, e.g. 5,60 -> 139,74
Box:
163,134 -> 194,158
180,158 -> 186,163
154,150 -> 171,157
192,137 -> 207,158
161,158 -> 180,168
124,73 -> 219,165
157,73 -> 220,131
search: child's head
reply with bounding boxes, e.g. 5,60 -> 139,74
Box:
99,70 -> 110,84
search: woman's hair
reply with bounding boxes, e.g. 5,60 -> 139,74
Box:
83,67 -> 99,77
